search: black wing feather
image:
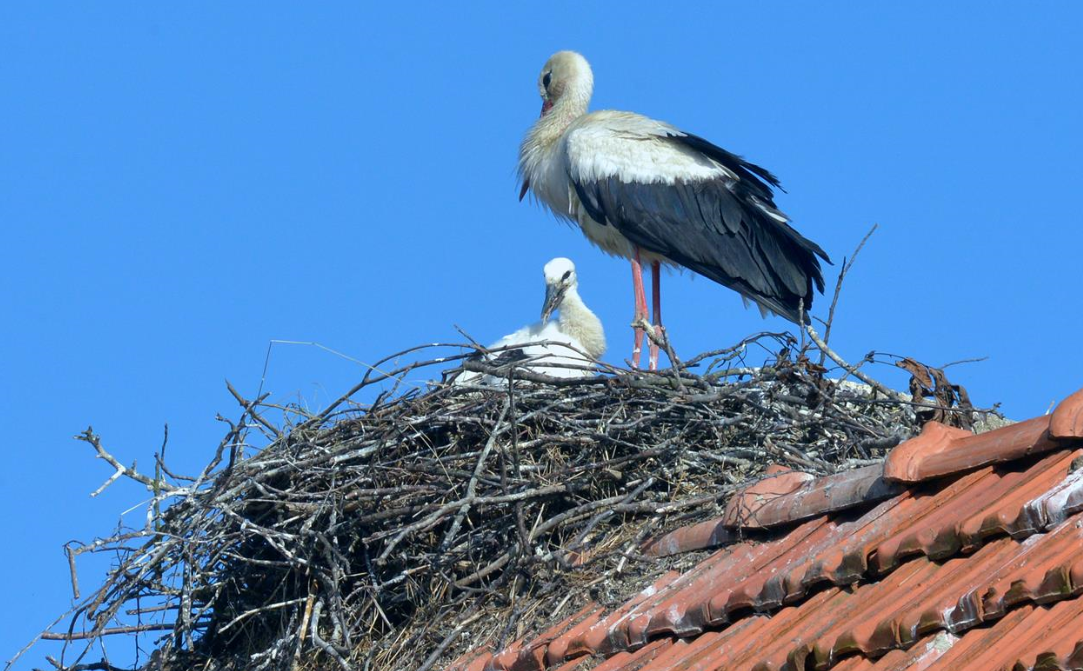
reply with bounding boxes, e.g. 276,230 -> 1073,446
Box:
671,132 -> 784,196
573,135 -> 831,324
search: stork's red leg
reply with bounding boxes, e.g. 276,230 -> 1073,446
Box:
649,261 -> 664,370
630,250 -> 648,369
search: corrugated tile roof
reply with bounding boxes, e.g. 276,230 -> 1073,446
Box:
446,387 -> 1083,671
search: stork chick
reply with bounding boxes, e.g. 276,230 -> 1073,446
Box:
538,257 -> 606,362
454,258 -> 605,384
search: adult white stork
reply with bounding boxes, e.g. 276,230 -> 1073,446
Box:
518,51 -> 830,370
454,258 -> 606,385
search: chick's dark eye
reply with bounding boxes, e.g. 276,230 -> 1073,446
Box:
562,270 -> 571,280
543,72 -> 552,90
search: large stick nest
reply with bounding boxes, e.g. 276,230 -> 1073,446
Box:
22,331 -> 998,671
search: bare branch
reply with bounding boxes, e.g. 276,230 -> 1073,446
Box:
75,429 -> 179,496
819,223 -> 878,365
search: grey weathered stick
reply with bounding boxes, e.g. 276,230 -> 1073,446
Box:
819,223 -> 878,365
805,323 -> 909,403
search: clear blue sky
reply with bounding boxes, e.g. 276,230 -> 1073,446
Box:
3,3 -> 1081,668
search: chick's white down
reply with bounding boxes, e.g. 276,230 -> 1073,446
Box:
455,258 -> 605,384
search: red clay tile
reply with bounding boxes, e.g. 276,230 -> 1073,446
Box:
445,650 -> 491,671
549,571 -> 683,662
629,544 -> 765,643
589,638 -> 672,671
868,451 -> 1077,576
765,463 -> 796,476
947,598 -> 1083,670
721,516 -> 856,611
725,464 -> 903,530
869,630 -> 965,670
936,415 -> 1062,473
831,557 -> 963,656
1025,463 -> 1083,528
887,542 -> 1020,645
804,469 -> 982,581
460,652 -> 493,671
643,633 -> 718,670
585,571 -> 684,657
882,421 -> 972,482
489,642 -> 527,671
734,516 -> 1083,668
824,633 -> 961,671
469,602 -> 603,671
614,436 -> 1079,666
740,588 -> 852,670
953,456 -> 1072,546
640,517 -> 736,557
543,605 -> 604,666
706,467 -> 1078,662
675,518 -> 835,630
885,416 -> 1065,483
494,603 -> 603,671
1026,600 -> 1083,669
721,469 -> 816,526
980,516 -> 1083,618
932,604 -> 1034,669
548,658 -> 588,671
620,528 -> 780,646
983,452 -> 1082,537
1050,386 -> 1083,440
658,619 -> 769,670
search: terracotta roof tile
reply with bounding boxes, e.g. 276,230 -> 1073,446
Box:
883,386 -> 1083,483
446,603 -> 603,671
640,517 -> 736,557
884,416 -> 1065,483
558,571 -> 682,659
560,517 -> 1083,669
446,390 -> 1083,671
588,638 -> 671,671
1051,387 -> 1083,440
547,658 -> 586,671
542,605 -> 605,666
720,469 -> 815,526
495,602 -> 606,671
764,463 -> 797,476
723,464 -> 903,530
445,651 -> 490,671
931,601 -> 1083,670
880,421 -> 972,482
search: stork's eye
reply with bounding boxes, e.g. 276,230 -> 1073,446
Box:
543,72 -> 552,90
562,270 -> 571,280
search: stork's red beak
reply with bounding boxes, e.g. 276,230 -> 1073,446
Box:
540,100 -> 553,117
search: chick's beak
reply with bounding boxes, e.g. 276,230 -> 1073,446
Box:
541,283 -> 565,321
540,99 -> 553,117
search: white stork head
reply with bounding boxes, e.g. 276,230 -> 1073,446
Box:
537,51 -> 593,117
540,257 -> 578,321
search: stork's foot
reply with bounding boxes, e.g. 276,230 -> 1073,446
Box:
631,317 -> 668,370
648,324 -> 667,371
